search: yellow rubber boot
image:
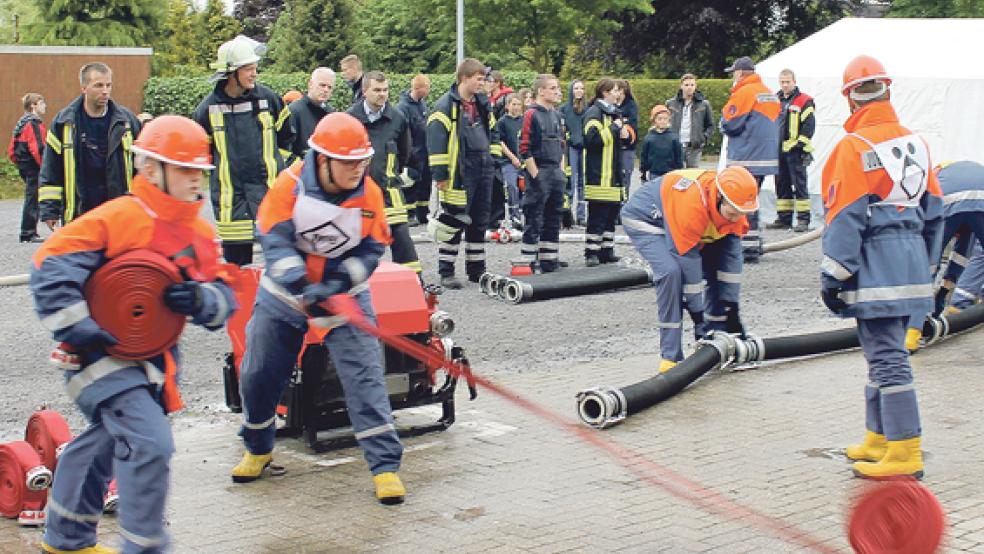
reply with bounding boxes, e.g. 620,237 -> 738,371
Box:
41,543 -> 120,554
904,328 -> 922,353
658,359 -> 678,373
845,431 -> 887,462
852,437 -> 924,479
373,472 -> 406,505
231,452 -> 273,483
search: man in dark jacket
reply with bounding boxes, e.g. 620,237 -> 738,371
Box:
340,54 -> 365,107
8,93 -> 46,242
769,68 -> 816,232
39,63 -> 141,230
396,74 -> 431,225
287,67 -> 336,164
426,58 -> 502,289
348,71 -> 420,276
193,35 -> 294,266
666,73 -> 715,169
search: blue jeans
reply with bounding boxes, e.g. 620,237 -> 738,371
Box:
501,163 -> 522,221
568,147 -> 585,222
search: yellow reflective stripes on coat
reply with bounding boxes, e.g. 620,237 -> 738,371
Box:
427,107 -> 459,191
208,108 -> 236,231
429,153 -> 449,166
275,106 -> 291,131
216,220 -> 254,241
39,186 -> 62,202
782,105 -> 815,153
386,152 -> 397,179
401,260 -> 423,273
122,130 -> 134,191
584,116 -> 621,202
439,188 -> 467,206
490,143 -> 502,156
46,130 -> 63,154
63,124 -> 76,222
257,111 -> 277,187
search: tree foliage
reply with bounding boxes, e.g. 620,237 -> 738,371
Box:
27,0 -> 166,46
151,0 -> 240,76
886,0 -> 984,17
0,0 -> 39,43
266,0 -> 358,73
604,0 -> 860,78
232,0 -> 284,42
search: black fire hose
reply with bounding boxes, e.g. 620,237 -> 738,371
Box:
576,303 -> 984,429
498,264 -> 653,304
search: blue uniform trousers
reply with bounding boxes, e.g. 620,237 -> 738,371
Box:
239,290 -> 403,474
520,166 -> 565,271
44,386 -> 174,553
857,317 -> 921,441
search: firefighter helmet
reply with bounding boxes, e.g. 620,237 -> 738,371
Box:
308,113 -> 374,160
716,166 -> 759,213
131,115 -> 214,170
209,35 -> 267,82
282,90 -> 303,104
841,55 -> 892,97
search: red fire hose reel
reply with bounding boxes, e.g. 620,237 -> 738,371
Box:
1,409 -> 119,527
83,249 -> 185,360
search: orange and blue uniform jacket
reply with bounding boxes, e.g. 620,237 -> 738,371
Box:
821,102 -> 944,319
30,175 -> 237,419
253,151 -> 392,328
721,73 -> 780,176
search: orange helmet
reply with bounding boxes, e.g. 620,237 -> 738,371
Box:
131,115 -> 213,169
308,112 -> 374,160
650,104 -> 670,119
841,55 -> 892,97
716,166 -> 759,213
282,89 -> 303,104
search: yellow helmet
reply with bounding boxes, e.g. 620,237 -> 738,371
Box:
209,35 -> 267,82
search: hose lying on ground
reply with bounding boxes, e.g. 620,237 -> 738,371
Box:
576,303 -> 984,429
478,262 -> 653,304
762,227 -> 823,254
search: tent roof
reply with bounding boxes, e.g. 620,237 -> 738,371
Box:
757,17 -> 984,80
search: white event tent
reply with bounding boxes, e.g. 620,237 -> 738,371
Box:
754,17 -> 984,214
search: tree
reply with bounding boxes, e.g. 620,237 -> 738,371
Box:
356,0 -> 458,74
27,0 -> 166,46
266,0 -> 357,73
605,0 -> 860,78
232,0 -> 284,42
196,0 -> 243,69
0,0 -> 39,43
886,0 -> 984,17
152,0 -> 202,75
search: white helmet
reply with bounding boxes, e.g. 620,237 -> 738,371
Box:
208,35 -> 267,82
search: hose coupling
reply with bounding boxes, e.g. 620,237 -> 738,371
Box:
575,386 -> 628,429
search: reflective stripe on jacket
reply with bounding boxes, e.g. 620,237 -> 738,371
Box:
721,74 -> 780,175
779,87 -> 815,153
583,102 -> 635,202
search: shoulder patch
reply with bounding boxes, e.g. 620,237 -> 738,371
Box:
861,150 -> 883,172
673,177 -> 694,191
756,93 -> 780,104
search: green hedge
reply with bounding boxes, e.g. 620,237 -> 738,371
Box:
0,159 -> 26,200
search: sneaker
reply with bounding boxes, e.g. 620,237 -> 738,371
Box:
792,222 -> 810,233
440,275 -> 463,290
19,234 -> 43,243
585,255 -> 600,267
765,221 -> 791,230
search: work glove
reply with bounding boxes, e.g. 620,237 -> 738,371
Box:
164,281 -> 204,316
932,283 -> 952,317
302,281 -> 346,318
722,301 -> 747,339
60,317 -> 118,351
821,283 -> 847,315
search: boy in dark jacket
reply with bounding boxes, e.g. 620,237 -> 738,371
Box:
639,105 -> 683,181
8,93 -> 46,242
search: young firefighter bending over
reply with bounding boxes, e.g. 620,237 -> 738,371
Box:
31,116 -> 237,554
232,112 -> 406,504
621,167 -> 758,373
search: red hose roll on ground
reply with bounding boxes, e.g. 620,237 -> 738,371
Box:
25,410 -> 73,473
848,478 -> 946,554
84,249 -> 185,360
0,441 -> 51,519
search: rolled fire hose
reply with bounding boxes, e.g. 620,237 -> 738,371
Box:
24,410 -> 73,473
576,303 -> 984,429
83,249 -> 186,360
0,441 -> 52,520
